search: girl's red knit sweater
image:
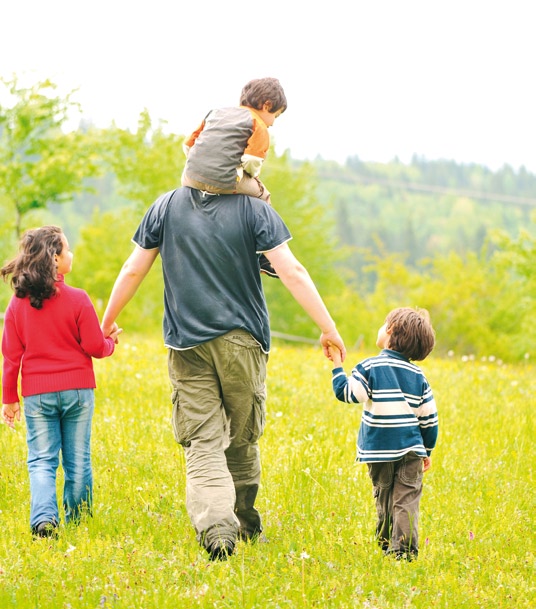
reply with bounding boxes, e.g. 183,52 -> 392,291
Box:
1,276 -> 115,404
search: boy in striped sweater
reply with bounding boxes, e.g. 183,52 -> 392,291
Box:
329,307 -> 437,560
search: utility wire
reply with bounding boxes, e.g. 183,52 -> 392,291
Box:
320,172 -> 536,207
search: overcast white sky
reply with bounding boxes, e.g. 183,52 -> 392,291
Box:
1,0 -> 535,172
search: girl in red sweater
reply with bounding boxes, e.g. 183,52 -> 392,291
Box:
1,226 -> 122,537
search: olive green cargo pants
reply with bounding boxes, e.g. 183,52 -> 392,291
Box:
168,330 -> 267,551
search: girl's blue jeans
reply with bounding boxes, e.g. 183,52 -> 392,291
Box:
24,389 -> 95,530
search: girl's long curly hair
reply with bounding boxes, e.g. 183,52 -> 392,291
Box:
1,225 -> 64,310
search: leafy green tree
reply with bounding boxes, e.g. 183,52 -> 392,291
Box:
355,250 -> 426,350
0,76 -> 102,237
355,240 -> 535,362
0,197 -> 16,312
420,251 -> 518,358
70,209 -> 164,334
260,151 -> 348,340
490,220 -> 536,359
102,110 -> 185,211
66,111 -> 188,333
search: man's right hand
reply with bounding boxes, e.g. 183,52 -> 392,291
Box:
320,329 -> 346,363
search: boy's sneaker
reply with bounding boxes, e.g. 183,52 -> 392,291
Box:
393,550 -> 417,562
259,254 -> 279,278
207,539 -> 235,561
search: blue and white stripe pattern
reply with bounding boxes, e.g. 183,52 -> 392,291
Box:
332,349 -> 438,463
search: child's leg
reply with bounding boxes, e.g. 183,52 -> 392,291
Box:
391,452 -> 423,557
235,177 -> 278,276
367,462 -> 395,551
60,389 -> 95,524
181,173 -> 271,205
24,393 -> 62,531
182,173 -> 271,204
181,174 -> 230,194
236,176 -> 271,204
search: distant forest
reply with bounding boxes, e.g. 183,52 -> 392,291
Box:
314,155 -> 535,277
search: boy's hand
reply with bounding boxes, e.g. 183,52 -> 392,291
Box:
327,343 -> 343,368
423,456 -> 432,472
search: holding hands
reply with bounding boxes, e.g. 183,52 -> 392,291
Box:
105,322 -> 123,344
327,342 -> 343,368
320,329 -> 346,364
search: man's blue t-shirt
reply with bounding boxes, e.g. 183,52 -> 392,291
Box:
133,187 -> 292,352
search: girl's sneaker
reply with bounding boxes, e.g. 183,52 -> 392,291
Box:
33,521 -> 58,538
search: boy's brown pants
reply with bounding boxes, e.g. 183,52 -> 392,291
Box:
367,451 -> 424,556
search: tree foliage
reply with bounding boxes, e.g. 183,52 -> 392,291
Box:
260,151 -> 349,339
70,210 -> 164,333
102,110 -> 185,212
0,76 -> 102,237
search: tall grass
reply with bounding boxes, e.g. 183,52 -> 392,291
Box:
1,337 -> 534,608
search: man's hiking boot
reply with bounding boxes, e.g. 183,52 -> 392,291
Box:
207,539 -> 235,561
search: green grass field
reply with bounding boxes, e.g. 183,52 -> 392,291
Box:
1,337 -> 534,608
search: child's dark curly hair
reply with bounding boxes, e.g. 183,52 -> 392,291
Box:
1,225 -> 64,309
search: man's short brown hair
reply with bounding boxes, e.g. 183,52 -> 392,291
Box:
240,77 -> 287,114
385,307 -> 435,361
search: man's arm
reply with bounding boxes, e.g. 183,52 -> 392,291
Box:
101,245 -> 159,336
265,242 -> 346,362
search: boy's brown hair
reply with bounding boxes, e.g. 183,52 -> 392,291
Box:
240,77 -> 287,114
385,307 -> 435,361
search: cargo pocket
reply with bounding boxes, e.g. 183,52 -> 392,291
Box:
244,388 -> 266,443
171,389 -> 191,447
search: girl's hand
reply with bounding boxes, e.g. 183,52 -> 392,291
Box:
109,327 -> 123,344
2,403 -> 21,429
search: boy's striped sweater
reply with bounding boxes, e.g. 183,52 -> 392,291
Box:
332,349 -> 438,463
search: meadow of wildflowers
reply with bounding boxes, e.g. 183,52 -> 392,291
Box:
0,337 -> 534,608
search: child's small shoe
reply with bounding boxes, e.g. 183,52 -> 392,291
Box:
391,550 -> 417,562
259,254 -> 279,278
33,521 -> 58,538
